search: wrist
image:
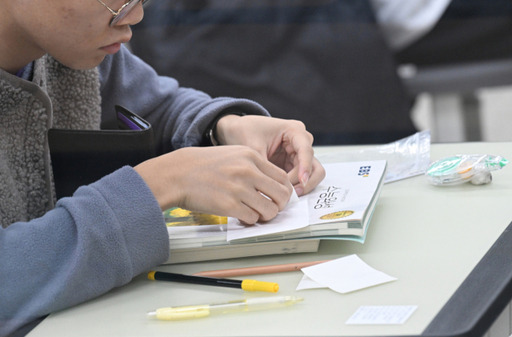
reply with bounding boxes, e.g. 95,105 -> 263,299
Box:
214,114 -> 243,145
204,110 -> 245,146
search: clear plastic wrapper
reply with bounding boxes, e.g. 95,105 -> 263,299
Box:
316,131 -> 431,183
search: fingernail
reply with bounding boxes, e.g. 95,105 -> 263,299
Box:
300,173 -> 309,187
295,186 -> 304,197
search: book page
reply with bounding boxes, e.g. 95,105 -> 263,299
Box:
307,160 -> 387,226
226,190 -> 309,241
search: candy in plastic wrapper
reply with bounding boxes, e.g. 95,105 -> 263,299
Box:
426,154 -> 508,186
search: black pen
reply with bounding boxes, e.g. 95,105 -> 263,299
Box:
147,271 -> 279,293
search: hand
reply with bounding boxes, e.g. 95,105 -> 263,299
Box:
134,146 -> 293,224
215,115 -> 325,196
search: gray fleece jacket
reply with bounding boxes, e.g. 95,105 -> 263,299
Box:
0,45 -> 268,336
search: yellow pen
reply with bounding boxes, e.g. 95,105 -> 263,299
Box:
147,296 -> 304,321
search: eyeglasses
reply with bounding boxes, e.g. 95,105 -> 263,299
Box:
96,0 -> 150,26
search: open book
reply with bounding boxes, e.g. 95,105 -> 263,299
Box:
164,160 -> 386,264
226,160 -> 387,243
163,208 -> 320,264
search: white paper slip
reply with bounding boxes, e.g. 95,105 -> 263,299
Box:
296,254 -> 397,293
295,274 -> 325,290
346,305 -> 418,325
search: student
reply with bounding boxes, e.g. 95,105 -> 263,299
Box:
0,0 -> 325,335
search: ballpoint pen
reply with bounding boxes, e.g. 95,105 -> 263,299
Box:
147,271 -> 279,293
147,296 -> 304,321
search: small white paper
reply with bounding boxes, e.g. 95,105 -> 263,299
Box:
346,305 -> 418,325
296,255 -> 396,293
288,188 -> 300,204
295,274 -> 325,290
226,189 -> 308,241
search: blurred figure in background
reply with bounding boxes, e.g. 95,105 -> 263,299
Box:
373,0 -> 512,66
130,0 -> 417,145
130,0 -> 512,145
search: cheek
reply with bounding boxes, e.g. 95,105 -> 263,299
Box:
60,5 -> 75,21
15,1 -> 108,69
51,7 -> 106,51
57,2 -> 104,36
54,3 -> 88,28
44,26 -> 108,70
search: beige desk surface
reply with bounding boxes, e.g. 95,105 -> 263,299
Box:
29,142 -> 512,337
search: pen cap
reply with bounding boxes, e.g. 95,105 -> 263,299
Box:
151,305 -> 210,320
241,279 -> 279,293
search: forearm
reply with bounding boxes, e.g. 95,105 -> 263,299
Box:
98,45 -> 270,153
0,167 -> 168,336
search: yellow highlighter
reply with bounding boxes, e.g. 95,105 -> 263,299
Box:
148,271 -> 279,293
147,296 -> 303,321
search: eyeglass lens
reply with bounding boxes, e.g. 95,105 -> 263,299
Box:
110,0 -> 149,26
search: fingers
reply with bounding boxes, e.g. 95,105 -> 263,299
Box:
136,142 -> 319,226
212,148 -> 293,224
235,192 -> 280,224
252,157 -> 294,209
283,127 -> 325,196
288,157 -> 326,196
216,115 -> 323,198
299,158 -> 326,195
140,146 -> 293,225
236,157 -> 292,224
